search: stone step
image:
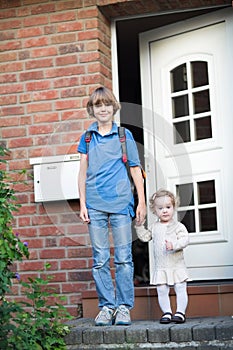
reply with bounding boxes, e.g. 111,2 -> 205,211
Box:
65,316 -> 233,349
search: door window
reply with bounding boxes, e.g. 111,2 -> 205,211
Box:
176,179 -> 218,235
170,60 -> 212,144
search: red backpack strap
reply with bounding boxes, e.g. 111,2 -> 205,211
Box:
118,126 -> 128,163
85,131 -> 92,159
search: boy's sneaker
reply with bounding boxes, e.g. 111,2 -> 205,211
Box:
114,305 -> 131,325
95,306 -> 114,326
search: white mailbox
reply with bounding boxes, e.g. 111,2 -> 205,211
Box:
30,154 -> 80,202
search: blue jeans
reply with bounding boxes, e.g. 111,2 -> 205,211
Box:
88,208 -> 134,310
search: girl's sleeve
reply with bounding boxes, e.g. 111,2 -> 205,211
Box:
172,223 -> 189,251
135,224 -> 152,242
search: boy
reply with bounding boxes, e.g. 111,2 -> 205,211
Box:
78,86 -> 146,326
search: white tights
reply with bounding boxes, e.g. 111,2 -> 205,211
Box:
156,282 -> 188,314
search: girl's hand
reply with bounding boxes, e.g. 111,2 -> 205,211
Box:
165,240 -> 173,250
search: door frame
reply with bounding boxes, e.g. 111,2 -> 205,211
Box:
139,7 -> 233,280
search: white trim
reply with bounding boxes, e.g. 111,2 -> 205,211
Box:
111,20 -> 120,125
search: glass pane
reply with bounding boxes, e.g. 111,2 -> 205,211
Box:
172,95 -> 189,117
191,61 -> 209,88
171,64 -> 187,92
174,121 -> 190,144
199,208 -> 217,231
198,180 -> 216,204
176,183 -> 194,206
193,89 -> 210,114
195,116 -> 212,140
178,210 -> 195,233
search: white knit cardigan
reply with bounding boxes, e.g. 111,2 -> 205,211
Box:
136,220 -> 189,285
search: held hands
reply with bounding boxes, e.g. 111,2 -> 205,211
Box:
135,202 -> 147,226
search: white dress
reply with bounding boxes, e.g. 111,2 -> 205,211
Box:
136,220 -> 189,286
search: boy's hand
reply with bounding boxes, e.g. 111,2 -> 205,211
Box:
79,206 -> 90,223
135,202 -> 147,225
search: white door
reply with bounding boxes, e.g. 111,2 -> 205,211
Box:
140,9 -> 233,280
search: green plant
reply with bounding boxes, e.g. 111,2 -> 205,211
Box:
9,264 -> 72,350
0,144 -> 29,297
0,143 -> 72,349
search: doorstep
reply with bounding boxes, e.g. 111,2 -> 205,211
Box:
81,281 -> 233,320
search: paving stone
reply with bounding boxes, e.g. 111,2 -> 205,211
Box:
103,327 -> 126,343
216,320 -> 233,340
193,323 -> 216,341
147,323 -> 170,342
170,323 -> 193,342
82,327 -> 104,344
125,324 -> 148,343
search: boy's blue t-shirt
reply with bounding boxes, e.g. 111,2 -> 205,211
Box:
78,122 -> 140,216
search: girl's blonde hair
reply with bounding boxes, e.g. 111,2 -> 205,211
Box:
86,86 -> 121,117
149,188 -> 180,213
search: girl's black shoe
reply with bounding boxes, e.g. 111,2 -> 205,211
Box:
171,311 -> 186,323
159,312 -> 172,324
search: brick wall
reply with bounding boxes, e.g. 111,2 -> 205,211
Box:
1,0 -> 231,317
0,0 -> 113,317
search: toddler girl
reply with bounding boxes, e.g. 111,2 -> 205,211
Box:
135,188 -> 189,324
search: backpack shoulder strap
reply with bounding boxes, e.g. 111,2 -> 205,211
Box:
118,126 -> 127,163
85,131 -> 92,154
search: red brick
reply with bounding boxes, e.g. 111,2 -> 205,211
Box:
78,8 -> 98,19
25,58 -> 53,70
18,217 -> 31,227
2,127 -> 26,138
39,226 -> 62,236
26,81 -> 51,91
0,73 -> 17,84
51,33 -> 76,45
57,22 -> 83,33
27,102 -> 52,114
14,227 -> 37,238
31,4 -> 56,15
23,15 -> 49,27
62,282 -> 86,293
19,261 -> 44,271
0,40 -> 21,51
20,70 -> 44,81
31,47 -> 57,58
0,95 -> 17,105
53,76 -> 79,88
0,51 -> 17,62
55,99 -> 81,110
0,83 -> 24,94
50,11 -> 76,23
24,37 -> 49,48
8,137 -> 33,148
17,27 -> 43,38
40,249 -> 66,259
33,112 -> 59,123
26,238 -> 44,249
60,259 -> 87,270
32,90 -> 58,101
45,65 -> 85,78
55,54 -> 77,66
78,29 -> 100,41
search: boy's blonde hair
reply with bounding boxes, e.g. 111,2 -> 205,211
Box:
86,86 -> 121,117
149,188 -> 180,213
